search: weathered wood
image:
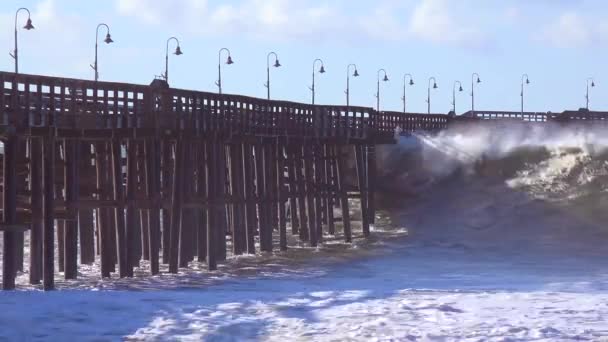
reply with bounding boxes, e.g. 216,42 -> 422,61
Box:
178,142 -> 192,268
95,143 -> 111,278
303,144 -> 318,247
78,143 -> 95,265
111,139 -> 129,278
63,140 -> 79,280
42,136 -> 55,290
242,143 -> 256,254
230,143 -> 246,255
2,135 -> 18,290
355,145 -> 370,238
367,145 -> 377,226
335,145 -> 352,242
216,143 -> 228,260
255,143 -> 272,252
0,71 -> 395,291
294,145 -> 309,242
196,140 -> 207,262
125,140 -> 138,277
323,144 -> 335,235
276,140 -> 287,251
144,139 -> 161,275
161,140 -> 171,265
169,139 -> 184,273
286,145 -> 300,236
313,144 -> 324,243
29,138 -> 43,284
206,141 -> 217,271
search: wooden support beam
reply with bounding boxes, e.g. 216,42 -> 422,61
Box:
111,139 -> 129,278
294,145 -> 309,242
125,140 -> 138,277
196,140 -> 207,263
206,141 -> 217,271
2,135 -> 18,290
95,142 -> 111,278
42,136 -> 56,290
29,137 -> 43,284
161,140 -> 171,265
303,144 -> 318,247
230,143 -> 246,255
335,145 -> 352,243
313,144 -> 324,243
367,145 -> 377,227
242,143 -> 256,255
63,139 -> 79,280
78,143 -> 96,265
286,144 -> 300,236
169,139 -> 184,274
355,144 -> 370,238
276,139 -> 287,251
144,139 -> 161,275
324,144 -> 335,236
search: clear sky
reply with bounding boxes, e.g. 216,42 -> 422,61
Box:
1,0 -> 607,114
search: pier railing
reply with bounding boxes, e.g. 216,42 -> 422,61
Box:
2,71 -> 608,143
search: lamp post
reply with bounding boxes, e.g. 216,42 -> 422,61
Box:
521,74 -> 530,115
427,77 -> 438,114
10,7 -> 35,74
376,69 -> 389,112
216,48 -> 234,94
310,58 -> 325,105
163,37 -> 183,84
402,74 -> 414,113
90,23 -> 114,82
345,63 -> 359,107
452,81 -> 463,114
586,77 -> 595,110
265,52 -> 281,100
471,73 -> 481,112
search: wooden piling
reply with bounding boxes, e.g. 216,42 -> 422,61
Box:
29,138 -> 43,284
2,135 -> 18,290
42,137 -> 56,290
63,140 -> 78,280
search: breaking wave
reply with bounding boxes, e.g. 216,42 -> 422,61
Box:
376,122 -> 608,269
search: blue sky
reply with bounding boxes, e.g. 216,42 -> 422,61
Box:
1,0 -> 607,114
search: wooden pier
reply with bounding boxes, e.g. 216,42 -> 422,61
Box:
0,71 -> 605,290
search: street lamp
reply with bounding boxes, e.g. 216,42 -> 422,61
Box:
310,58 -> 325,105
471,73 -> 481,112
452,81 -> 464,114
345,63 -> 359,107
90,23 -> 114,82
376,69 -> 389,112
427,77 -> 438,114
521,74 -> 530,115
265,52 -> 281,100
163,37 -> 183,84
402,74 -> 414,113
586,77 -> 595,110
216,48 -> 234,94
10,7 -> 35,74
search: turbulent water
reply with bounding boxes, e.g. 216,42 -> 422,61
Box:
2,122 -> 608,341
